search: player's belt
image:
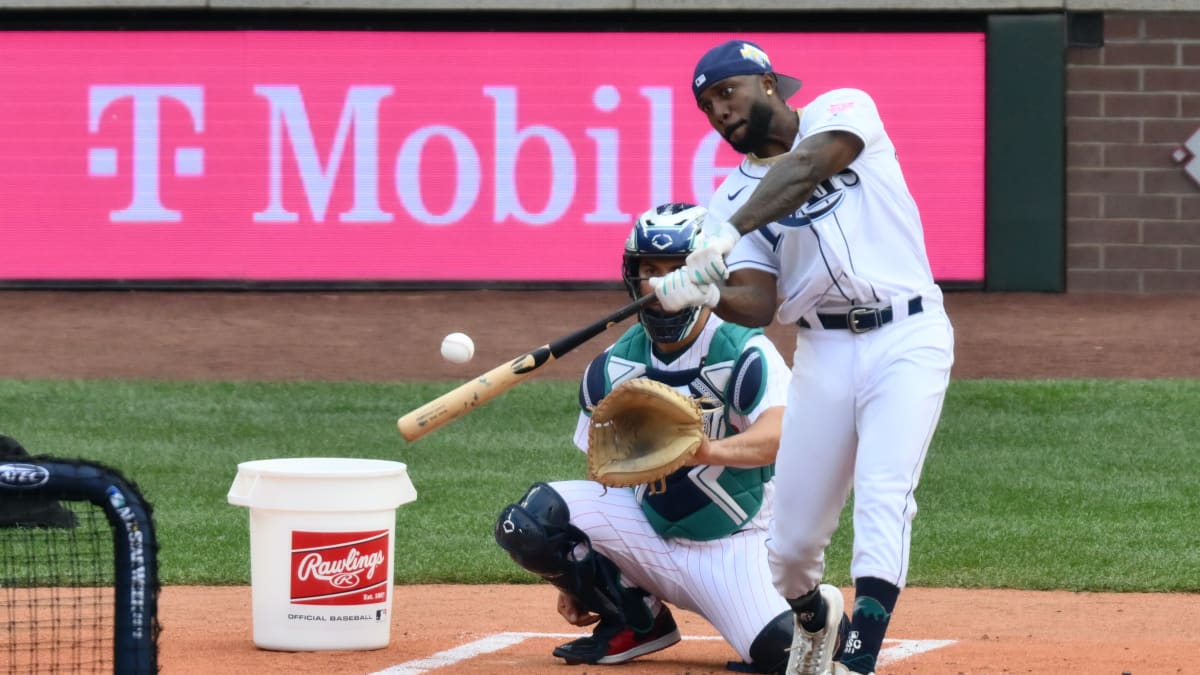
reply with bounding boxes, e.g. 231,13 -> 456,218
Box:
798,297 -> 924,333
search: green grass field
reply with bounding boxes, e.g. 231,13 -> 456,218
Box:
2,378 -> 1196,592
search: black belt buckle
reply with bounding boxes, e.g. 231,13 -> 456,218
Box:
847,307 -> 880,333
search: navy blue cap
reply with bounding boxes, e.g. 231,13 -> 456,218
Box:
692,40 -> 802,101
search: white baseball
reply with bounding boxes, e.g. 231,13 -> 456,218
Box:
440,332 -> 475,364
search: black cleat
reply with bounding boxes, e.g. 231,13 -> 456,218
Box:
552,606 -> 681,665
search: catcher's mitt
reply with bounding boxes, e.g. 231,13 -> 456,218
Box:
587,378 -> 705,494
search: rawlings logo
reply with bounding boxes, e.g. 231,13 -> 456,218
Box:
291,529 -> 390,606
296,548 -> 386,586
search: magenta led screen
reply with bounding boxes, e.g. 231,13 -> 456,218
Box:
0,31 -> 985,283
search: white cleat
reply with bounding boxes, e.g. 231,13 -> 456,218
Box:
785,583 -> 845,675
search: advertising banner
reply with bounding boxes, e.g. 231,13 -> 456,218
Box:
0,31 -> 984,283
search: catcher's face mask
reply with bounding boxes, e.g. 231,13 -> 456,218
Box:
622,203 -> 707,344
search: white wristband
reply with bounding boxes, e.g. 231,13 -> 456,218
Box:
708,220 -> 742,253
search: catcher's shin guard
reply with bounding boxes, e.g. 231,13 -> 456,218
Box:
746,609 -> 796,674
494,482 -> 654,631
743,609 -> 850,675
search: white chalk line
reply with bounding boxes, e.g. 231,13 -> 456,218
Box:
369,633 -> 956,674
879,638 -> 956,665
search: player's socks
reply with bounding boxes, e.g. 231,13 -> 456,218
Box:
838,577 -> 900,674
786,586 -> 827,633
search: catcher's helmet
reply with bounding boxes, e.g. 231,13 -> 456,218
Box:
622,202 -> 707,344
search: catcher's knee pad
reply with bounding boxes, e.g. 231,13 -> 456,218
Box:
493,482 -> 653,630
748,609 -> 796,674
494,482 -> 576,577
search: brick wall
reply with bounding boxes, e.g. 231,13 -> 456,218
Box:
1066,12 -> 1200,292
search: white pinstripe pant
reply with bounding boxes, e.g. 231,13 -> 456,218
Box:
549,479 -> 789,662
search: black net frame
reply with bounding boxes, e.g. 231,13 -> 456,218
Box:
0,457 -> 160,674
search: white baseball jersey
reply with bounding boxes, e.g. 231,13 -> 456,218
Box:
710,87 -> 944,325
706,87 -> 955,601
551,312 -> 791,663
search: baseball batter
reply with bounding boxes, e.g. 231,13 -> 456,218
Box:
495,203 -> 824,673
653,41 -> 955,675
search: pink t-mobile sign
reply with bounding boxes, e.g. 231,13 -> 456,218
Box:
0,31 -> 984,282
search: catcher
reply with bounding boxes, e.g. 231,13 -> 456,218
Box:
495,203 -> 839,673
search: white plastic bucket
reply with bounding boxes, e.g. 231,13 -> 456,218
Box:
227,457 -> 417,651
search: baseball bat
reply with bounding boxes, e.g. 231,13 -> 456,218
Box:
397,292 -> 657,442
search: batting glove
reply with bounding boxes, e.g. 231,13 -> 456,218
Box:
686,220 -> 741,285
649,268 -> 720,312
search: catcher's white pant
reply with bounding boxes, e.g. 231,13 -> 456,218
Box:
767,306 -> 954,598
549,479 -> 789,663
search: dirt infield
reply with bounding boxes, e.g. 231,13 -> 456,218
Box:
3,289 -> 1198,381
158,585 -> 1199,674
4,289 -> 1200,674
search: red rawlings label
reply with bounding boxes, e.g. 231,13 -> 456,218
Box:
290,530 -> 390,606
